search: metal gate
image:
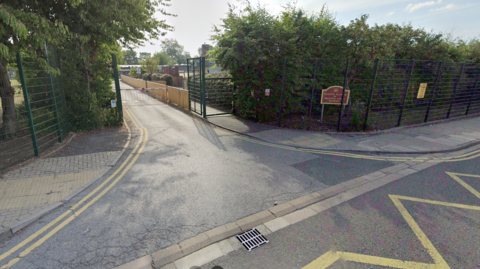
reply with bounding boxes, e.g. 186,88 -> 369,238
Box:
187,57 -> 234,117
187,57 -> 204,116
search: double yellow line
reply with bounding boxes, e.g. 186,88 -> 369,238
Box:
0,107 -> 147,268
231,135 -> 480,162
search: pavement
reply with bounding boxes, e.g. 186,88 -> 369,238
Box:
207,114 -> 480,154
0,80 -> 477,268
0,125 -> 130,242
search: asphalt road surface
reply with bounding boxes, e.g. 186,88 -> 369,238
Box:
0,83 -> 404,268
200,157 -> 480,269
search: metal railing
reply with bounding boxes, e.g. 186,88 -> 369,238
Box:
0,46 -> 123,172
270,58 -> 480,132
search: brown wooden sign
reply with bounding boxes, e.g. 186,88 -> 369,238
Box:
321,86 -> 350,105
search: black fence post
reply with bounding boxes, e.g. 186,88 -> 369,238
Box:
466,79 -> 479,115
424,61 -> 443,123
278,57 -> 287,127
364,58 -> 380,131
308,58 -> 318,117
446,63 -> 465,119
397,59 -> 416,127
337,58 -> 350,132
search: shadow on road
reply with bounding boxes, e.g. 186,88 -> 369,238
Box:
193,117 -> 227,151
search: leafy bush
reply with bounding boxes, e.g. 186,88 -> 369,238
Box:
129,68 -> 137,76
210,1 -> 480,123
151,73 -> 163,81
16,103 -> 56,135
142,73 -> 152,81
160,74 -> 173,86
59,44 -> 122,132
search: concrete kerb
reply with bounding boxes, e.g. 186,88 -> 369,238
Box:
119,156 -> 451,269
189,113 -> 480,155
0,120 -> 132,245
124,79 -> 480,155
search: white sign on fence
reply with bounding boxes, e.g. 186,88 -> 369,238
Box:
136,67 -> 141,74
111,100 -> 116,108
265,89 -> 270,96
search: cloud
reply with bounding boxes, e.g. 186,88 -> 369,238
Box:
430,4 -> 458,11
406,0 -> 442,12
387,11 -> 395,16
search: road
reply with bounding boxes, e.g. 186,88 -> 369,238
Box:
200,157 -> 480,269
0,82 -> 408,268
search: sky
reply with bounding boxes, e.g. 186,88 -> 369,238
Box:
132,0 -> 480,57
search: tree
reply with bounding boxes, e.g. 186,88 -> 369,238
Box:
1,0 -> 175,134
123,50 -> 139,64
139,52 -> 152,62
0,2 -> 70,139
160,38 -> 191,64
141,58 -> 158,74
152,52 -> 177,65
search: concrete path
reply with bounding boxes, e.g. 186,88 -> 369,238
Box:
0,126 -> 129,241
207,114 -> 480,153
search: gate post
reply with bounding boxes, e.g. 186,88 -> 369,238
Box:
112,53 -> 123,123
202,57 -> 206,118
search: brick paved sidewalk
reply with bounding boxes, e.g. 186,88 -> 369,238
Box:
207,114 -> 480,153
0,126 -> 129,240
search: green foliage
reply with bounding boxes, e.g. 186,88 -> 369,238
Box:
123,50 -> 139,64
59,42 -> 122,132
160,74 -> 174,86
129,68 -> 138,76
2,0 -> 175,133
141,58 -> 157,74
139,52 -> 151,62
152,52 -> 177,65
142,73 -> 152,81
151,73 -> 162,81
205,72 -> 233,111
15,103 -> 56,135
161,38 -> 191,64
210,1 -> 480,123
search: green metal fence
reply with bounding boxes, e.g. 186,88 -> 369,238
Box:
187,57 -> 235,117
0,45 -> 123,172
187,57 -> 205,117
0,45 -> 68,171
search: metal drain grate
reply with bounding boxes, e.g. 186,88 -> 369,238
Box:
236,228 -> 269,251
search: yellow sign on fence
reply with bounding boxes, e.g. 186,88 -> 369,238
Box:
417,83 -> 427,99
